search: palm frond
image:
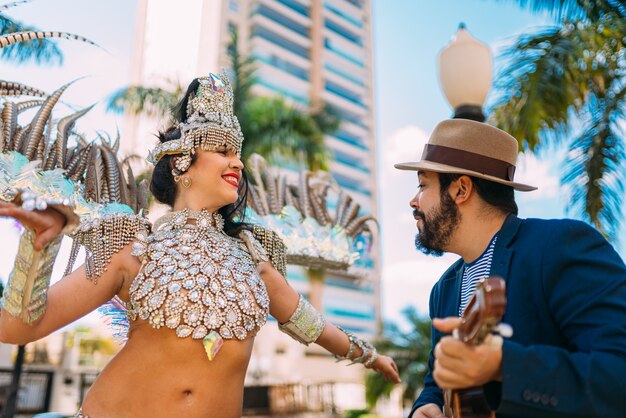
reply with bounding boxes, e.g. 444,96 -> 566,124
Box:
496,0 -> 625,21
365,306 -> 432,408
0,15 -> 63,64
241,95 -> 336,171
0,1 -> 31,12
490,25 -> 583,150
562,84 -> 626,241
107,85 -> 181,118
228,29 -> 257,119
312,103 -> 342,135
489,20 -> 624,151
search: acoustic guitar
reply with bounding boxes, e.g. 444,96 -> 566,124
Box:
442,276 -> 508,418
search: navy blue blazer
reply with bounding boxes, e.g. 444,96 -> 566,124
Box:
409,215 -> 626,418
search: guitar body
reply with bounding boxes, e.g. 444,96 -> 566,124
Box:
442,277 -> 506,418
444,388 -> 495,418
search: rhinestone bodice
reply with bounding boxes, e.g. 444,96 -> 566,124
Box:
127,209 -> 269,341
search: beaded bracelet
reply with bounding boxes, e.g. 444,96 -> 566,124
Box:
334,325 -> 378,367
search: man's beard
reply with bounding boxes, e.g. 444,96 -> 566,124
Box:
414,191 -> 461,257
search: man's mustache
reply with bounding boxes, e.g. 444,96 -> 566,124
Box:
413,209 -> 425,221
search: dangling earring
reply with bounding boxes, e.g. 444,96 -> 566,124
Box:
174,175 -> 192,188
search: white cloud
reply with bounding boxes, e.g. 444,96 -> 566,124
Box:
381,254 -> 459,323
379,125 -> 430,265
515,152 -> 561,200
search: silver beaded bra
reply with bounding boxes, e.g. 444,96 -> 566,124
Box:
127,209 -> 270,342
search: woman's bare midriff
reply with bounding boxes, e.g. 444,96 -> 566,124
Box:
81,321 -> 254,418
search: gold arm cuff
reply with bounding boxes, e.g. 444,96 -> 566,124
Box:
278,295 -> 326,345
1,228 -> 62,324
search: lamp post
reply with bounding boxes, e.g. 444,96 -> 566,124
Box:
437,23 -> 493,122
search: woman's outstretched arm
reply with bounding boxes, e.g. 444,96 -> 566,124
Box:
0,202 -> 136,344
258,261 -> 401,383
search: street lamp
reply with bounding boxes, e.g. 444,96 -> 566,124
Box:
437,23 -> 493,122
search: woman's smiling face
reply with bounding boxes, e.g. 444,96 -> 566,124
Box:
178,146 -> 244,211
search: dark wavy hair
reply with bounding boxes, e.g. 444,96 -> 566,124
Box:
149,79 -> 249,236
438,173 -> 518,216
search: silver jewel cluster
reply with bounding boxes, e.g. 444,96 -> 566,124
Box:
128,209 -> 269,341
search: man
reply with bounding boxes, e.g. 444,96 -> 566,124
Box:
395,119 -> 626,418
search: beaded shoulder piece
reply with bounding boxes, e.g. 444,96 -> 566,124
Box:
65,211 -> 151,282
240,225 -> 287,278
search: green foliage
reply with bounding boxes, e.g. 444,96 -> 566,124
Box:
0,13 -> 63,65
107,84 -> 184,118
229,30 -> 256,121
241,95 -> 336,171
497,0 -> 620,21
344,409 -> 376,418
365,306 -> 431,409
490,1 -> 626,240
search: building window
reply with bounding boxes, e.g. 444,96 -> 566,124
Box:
324,38 -> 364,67
342,0 -> 363,8
325,276 -> 375,292
253,25 -> 310,59
333,130 -> 368,151
324,17 -> 362,45
324,2 -> 363,28
332,172 -> 371,196
257,76 -> 309,105
254,51 -> 309,81
276,0 -> 309,17
333,148 -> 370,173
325,80 -> 366,107
332,105 -> 367,128
254,4 -> 309,37
229,0 -> 239,12
324,62 -> 365,87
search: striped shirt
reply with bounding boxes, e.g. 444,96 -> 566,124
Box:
459,235 -> 498,316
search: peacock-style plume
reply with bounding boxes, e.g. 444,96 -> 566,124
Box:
245,153 -> 377,277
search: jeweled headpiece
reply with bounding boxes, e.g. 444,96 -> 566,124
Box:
147,71 -> 244,173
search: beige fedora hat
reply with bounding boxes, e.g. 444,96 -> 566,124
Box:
395,119 -> 537,191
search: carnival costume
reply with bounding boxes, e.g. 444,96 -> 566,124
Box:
1,70 -> 378,376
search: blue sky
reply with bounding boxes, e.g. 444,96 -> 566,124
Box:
0,0 -> 624,326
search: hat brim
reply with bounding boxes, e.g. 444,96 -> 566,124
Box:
394,160 -> 537,192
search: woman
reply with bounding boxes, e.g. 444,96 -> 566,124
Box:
0,73 -> 399,418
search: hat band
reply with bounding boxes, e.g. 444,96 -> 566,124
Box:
422,144 -> 516,181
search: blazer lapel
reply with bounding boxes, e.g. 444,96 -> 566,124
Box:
490,214 -> 522,282
438,262 -> 464,317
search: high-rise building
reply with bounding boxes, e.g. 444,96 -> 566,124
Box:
125,0 -> 379,407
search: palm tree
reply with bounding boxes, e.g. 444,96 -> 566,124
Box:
243,95 -> 338,171
108,82 -> 184,119
108,31 -> 339,171
489,0 -> 626,241
364,306 -> 431,410
0,1 -> 64,65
